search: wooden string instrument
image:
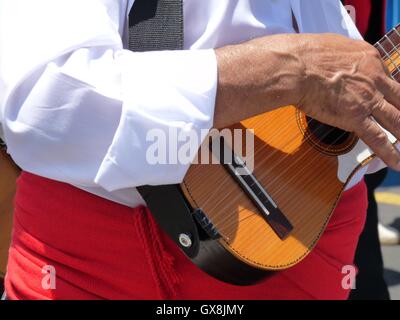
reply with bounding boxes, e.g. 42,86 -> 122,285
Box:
174,25 -> 400,285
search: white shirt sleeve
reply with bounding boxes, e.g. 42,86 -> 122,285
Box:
291,0 -> 362,39
0,0 -> 217,191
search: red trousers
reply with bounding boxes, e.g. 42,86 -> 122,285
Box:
5,172 -> 367,300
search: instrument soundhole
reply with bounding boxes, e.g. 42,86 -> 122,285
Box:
306,116 -> 351,146
296,111 -> 358,156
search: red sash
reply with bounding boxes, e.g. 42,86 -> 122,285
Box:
5,172 -> 367,300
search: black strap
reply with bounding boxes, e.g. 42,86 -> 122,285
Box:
129,0 -> 183,51
137,185 -> 201,258
128,0 -> 202,258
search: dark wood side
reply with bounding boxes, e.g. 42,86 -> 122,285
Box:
191,236 -> 271,286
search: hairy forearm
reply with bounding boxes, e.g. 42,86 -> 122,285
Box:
214,33 -> 307,128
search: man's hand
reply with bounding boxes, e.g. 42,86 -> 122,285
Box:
298,34 -> 400,170
214,33 -> 400,170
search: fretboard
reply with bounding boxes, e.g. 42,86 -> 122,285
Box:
374,24 -> 400,82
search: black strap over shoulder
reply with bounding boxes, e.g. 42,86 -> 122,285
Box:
129,0 -> 202,258
129,0 -> 183,51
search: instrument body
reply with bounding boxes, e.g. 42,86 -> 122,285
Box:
177,26 -> 400,284
180,107 -> 371,284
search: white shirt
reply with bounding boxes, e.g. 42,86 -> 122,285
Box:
0,0 -> 386,207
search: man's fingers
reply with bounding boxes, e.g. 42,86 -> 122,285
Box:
357,117 -> 400,171
372,99 -> 400,143
378,76 -> 400,110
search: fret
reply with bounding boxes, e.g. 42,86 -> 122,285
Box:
394,71 -> 400,83
392,26 -> 400,40
384,34 -> 400,60
375,25 -> 400,59
374,40 -> 387,60
376,41 -> 399,77
374,24 -> 400,83
374,38 -> 392,59
392,68 -> 400,81
386,30 -> 399,51
374,41 -> 386,58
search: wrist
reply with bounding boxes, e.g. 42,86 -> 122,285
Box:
214,34 -> 310,128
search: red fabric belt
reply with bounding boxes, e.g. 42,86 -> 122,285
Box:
5,172 -> 367,300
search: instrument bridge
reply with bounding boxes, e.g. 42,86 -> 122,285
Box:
217,138 -> 294,240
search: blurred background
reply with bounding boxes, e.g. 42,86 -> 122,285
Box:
379,170 -> 400,299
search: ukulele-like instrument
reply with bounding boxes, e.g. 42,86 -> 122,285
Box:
140,25 -> 400,285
